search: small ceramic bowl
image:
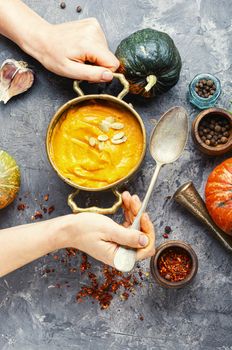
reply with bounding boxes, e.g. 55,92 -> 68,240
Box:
150,240 -> 198,289
192,107 -> 232,156
188,73 -> 221,110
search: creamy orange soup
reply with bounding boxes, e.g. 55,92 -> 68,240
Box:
50,100 -> 144,188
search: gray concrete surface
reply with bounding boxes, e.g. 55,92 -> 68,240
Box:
0,0 -> 232,349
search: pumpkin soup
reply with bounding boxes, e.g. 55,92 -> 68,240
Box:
50,101 -> 144,188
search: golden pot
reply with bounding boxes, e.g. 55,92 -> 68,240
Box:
46,73 -> 146,214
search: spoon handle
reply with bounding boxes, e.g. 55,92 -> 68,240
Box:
131,162 -> 162,231
114,163 -> 162,272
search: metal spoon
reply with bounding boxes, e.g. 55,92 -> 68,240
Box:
114,106 -> 189,272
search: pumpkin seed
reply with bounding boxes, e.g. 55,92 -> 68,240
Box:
98,134 -> 108,142
105,116 -> 115,124
111,122 -> 124,130
89,137 -> 96,147
111,136 -> 127,145
99,121 -> 110,133
98,142 -> 104,150
112,131 -> 125,141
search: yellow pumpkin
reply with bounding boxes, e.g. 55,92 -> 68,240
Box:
0,150 -> 20,209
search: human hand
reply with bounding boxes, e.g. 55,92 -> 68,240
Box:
33,18 -> 119,82
66,191 -> 155,267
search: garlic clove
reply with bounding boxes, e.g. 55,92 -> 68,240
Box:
0,59 -> 34,104
1,67 -> 34,104
0,60 -> 20,101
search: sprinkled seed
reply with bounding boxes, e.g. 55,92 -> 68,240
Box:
99,121 -> 110,132
112,131 -> 125,141
89,137 -> 96,147
98,135 -> 108,141
98,142 -> 104,150
111,122 -> 124,130
111,136 -> 127,145
105,116 -> 115,124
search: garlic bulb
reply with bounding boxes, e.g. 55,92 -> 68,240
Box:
0,59 -> 34,104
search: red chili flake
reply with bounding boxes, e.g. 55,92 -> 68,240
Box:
121,292 -> 129,300
158,248 -> 192,282
139,314 -> 144,321
165,226 -> 172,234
42,207 -> 47,214
34,210 -> 43,219
163,233 -> 169,239
17,203 -> 26,211
44,194 -> 49,202
48,205 -> 55,215
69,267 -> 77,273
80,253 -> 91,272
66,248 -> 78,256
55,283 -> 61,288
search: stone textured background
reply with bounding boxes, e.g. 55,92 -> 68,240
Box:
0,0 -> 232,349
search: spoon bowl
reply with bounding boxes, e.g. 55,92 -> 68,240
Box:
150,106 -> 189,164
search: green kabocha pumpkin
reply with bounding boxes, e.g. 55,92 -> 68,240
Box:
0,150 -> 20,209
115,28 -> 182,98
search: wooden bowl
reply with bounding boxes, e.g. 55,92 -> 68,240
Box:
150,240 -> 198,289
192,108 -> 232,156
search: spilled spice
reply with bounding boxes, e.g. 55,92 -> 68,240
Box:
44,194 -> 49,201
162,225 -> 172,239
76,263 -> 141,309
33,210 -> 43,219
46,248 -> 145,310
158,248 -> 192,282
48,205 -> 55,215
17,203 -> 26,211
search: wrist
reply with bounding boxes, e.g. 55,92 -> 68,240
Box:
20,21 -> 52,62
49,214 -> 80,251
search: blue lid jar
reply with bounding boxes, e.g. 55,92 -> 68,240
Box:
188,73 -> 221,110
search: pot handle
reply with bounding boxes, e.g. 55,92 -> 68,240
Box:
73,73 -> 130,100
67,189 -> 122,214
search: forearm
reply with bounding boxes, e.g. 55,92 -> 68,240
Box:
0,0 -> 49,60
0,215 -> 74,277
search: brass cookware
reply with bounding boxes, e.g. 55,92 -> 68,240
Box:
46,73 -> 146,214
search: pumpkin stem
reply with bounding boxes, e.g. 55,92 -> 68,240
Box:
145,75 -> 157,92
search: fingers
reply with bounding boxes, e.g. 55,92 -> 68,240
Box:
140,213 -> 154,235
122,191 -> 141,225
87,46 -> 120,71
63,59 -> 115,82
107,224 -> 149,249
121,191 -> 156,260
137,213 -> 156,260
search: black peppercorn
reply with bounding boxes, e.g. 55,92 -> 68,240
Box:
60,2 -> 66,9
76,5 -> 82,12
215,125 -> 221,132
198,115 -> 231,148
195,79 -> 216,98
221,136 -> 228,144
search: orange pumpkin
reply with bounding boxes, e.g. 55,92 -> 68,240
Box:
0,150 -> 20,209
205,158 -> 232,235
